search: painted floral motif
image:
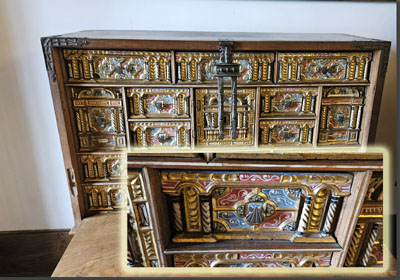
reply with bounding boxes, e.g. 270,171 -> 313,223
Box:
262,189 -> 298,208
215,188 -> 252,207
239,174 -> 283,183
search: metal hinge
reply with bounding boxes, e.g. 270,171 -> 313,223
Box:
67,168 -> 78,197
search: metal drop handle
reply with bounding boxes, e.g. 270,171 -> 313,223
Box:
215,41 -> 240,139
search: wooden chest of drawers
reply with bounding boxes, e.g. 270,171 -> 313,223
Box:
41,31 -> 390,269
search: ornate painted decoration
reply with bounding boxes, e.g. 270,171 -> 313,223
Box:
71,87 -> 126,151
162,171 -> 352,242
126,88 -> 190,119
84,184 -> 127,211
318,92 -> 363,145
130,122 -> 191,148
277,52 -> 372,83
260,120 -> 315,145
80,154 -> 127,182
175,52 -> 274,83
173,252 -> 332,267
195,88 -> 255,146
260,87 -> 318,117
127,172 -> 161,267
64,49 -> 171,82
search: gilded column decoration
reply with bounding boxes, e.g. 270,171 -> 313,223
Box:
171,196 -> 184,232
297,196 -> 313,235
277,52 -> 372,83
307,189 -> 330,232
130,122 -> 191,148
71,87 -> 126,151
162,171 -> 352,243
321,196 -> 340,236
361,224 -> 380,266
345,223 -> 366,266
200,196 -> 212,234
318,87 -> 364,145
183,186 -> 202,232
127,172 -> 161,267
63,49 -> 171,82
176,52 -> 274,83
259,120 -> 315,145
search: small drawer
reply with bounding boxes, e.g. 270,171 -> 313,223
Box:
277,52 -> 372,83
126,88 -> 190,119
130,121 -> 191,148
196,88 -> 255,146
64,49 -> 171,82
71,87 -> 126,151
80,154 -> 127,182
260,87 -> 318,117
162,170 -> 353,243
84,184 -> 127,211
79,134 -> 126,150
173,251 -> 333,267
318,89 -> 364,145
259,120 -> 315,145
176,52 -> 274,83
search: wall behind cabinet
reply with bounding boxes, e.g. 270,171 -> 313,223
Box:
0,0 -> 395,230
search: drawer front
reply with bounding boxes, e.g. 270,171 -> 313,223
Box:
260,87 -> 318,117
127,172 -> 161,267
71,87 -> 126,151
161,171 -> 353,243
277,52 -> 372,83
196,88 -> 255,146
84,184 -> 127,211
176,52 -> 274,83
345,222 -> 383,267
126,88 -> 190,119
173,252 -> 333,267
64,49 -> 171,82
130,121 -> 191,148
80,154 -> 127,182
260,120 -> 315,145
318,87 -> 364,145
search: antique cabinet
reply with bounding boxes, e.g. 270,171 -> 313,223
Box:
41,31 -> 389,268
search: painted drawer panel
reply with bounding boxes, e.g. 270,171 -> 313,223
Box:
259,120 -> 315,145
126,88 -> 190,119
318,87 -> 364,145
130,121 -> 191,148
195,88 -> 255,146
173,252 -> 333,267
64,49 -> 171,82
344,222 -> 383,267
71,87 -> 126,151
260,87 -> 318,117
277,52 -> 372,83
127,172 -> 161,267
161,170 -> 353,243
84,183 -> 127,211
80,154 -> 127,182
176,52 -> 274,83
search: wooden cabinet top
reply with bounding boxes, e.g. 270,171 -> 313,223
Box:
42,30 -> 390,51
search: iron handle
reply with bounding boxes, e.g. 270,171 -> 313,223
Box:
214,41 -> 240,139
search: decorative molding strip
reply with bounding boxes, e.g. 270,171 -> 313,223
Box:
41,36 -> 89,82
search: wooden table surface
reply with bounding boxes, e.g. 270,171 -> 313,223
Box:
52,213 -> 397,278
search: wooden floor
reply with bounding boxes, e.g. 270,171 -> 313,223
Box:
0,229 -> 73,277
